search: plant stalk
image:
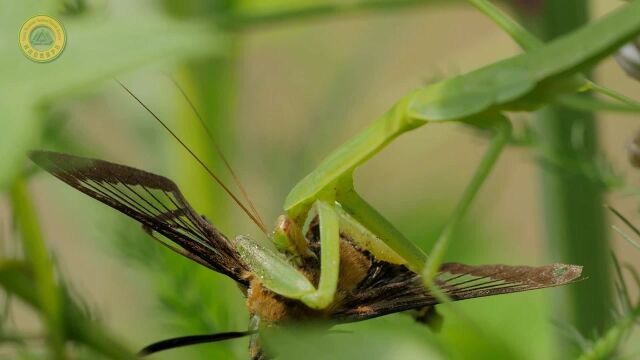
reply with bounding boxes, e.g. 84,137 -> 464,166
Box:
525,1 -> 612,355
423,115 -> 512,284
10,178 -> 66,359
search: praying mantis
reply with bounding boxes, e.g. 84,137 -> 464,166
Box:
28,1 -> 640,358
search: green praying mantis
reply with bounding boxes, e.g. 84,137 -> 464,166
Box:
238,0 -> 640,309
29,1 -> 640,358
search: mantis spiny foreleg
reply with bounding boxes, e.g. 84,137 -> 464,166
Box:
235,200 -> 341,310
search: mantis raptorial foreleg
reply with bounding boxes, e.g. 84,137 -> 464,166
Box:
235,200 -> 340,310
284,92 -> 514,276
300,200 -> 340,308
280,2 -> 640,283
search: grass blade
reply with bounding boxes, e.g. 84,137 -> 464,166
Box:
9,178 -> 65,359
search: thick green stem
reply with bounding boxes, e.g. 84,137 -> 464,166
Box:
525,1 -> 612,355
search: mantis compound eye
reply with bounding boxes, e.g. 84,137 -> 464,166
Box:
615,37 -> 640,81
272,215 -> 315,260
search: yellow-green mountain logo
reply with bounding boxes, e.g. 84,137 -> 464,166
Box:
19,15 -> 66,63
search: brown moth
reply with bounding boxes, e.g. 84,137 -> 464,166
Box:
29,151 -> 583,359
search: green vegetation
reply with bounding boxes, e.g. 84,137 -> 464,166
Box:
1,0 -> 640,359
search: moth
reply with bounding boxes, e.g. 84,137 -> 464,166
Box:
29,150 -> 582,359
28,79 -> 583,359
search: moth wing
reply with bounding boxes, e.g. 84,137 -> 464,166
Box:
334,262 -> 582,322
29,150 -> 248,284
436,262 -> 583,301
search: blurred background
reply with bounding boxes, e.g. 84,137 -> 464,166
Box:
1,0 -> 639,359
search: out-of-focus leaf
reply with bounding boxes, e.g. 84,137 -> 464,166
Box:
0,261 -> 38,306
262,323 -> 447,360
10,178 -> 64,358
0,4 -> 227,188
226,0 -> 448,29
0,260 -> 135,359
576,304 -> 640,360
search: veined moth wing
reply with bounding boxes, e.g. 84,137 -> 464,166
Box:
29,151 -> 249,285
437,262 -> 583,300
334,262 -> 583,322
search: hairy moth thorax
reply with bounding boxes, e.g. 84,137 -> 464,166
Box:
247,220 -> 372,323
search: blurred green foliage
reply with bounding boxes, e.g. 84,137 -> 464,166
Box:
1,0 -> 640,359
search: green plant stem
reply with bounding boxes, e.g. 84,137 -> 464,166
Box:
556,94 -> 640,114
423,115 -> 512,284
220,0 -> 446,29
612,225 -> 640,251
417,116 -> 512,359
523,1 -> 612,355
588,81 -> 640,110
468,0 -> 541,50
576,301 -> 640,360
10,178 -> 65,359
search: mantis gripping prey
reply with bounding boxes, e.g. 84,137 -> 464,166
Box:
28,113 -> 579,359
28,90 -> 574,357
28,1 -> 640,358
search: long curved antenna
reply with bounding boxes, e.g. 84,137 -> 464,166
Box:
139,330 -> 257,356
116,80 -> 267,234
167,75 -> 267,232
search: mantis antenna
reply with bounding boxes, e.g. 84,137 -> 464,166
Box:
166,75 -> 267,232
116,80 -> 268,234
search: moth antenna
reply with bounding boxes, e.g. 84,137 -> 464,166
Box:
116,80 -> 268,234
138,330 -> 256,356
166,74 -> 267,232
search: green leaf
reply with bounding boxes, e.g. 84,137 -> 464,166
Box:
262,324 -> 448,360
576,303 -> 640,360
0,6 -> 227,188
0,261 -> 135,359
10,178 -> 65,358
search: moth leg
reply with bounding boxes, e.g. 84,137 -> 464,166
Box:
249,315 -> 267,360
299,200 -> 340,309
408,306 -> 443,332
